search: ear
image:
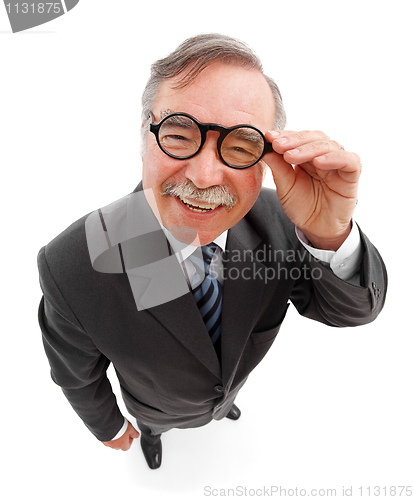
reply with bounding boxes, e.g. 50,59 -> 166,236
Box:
260,162 -> 268,183
140,122 -> 148,161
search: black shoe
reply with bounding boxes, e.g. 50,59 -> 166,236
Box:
140,434 -> 162,469
225,404 -> 241,421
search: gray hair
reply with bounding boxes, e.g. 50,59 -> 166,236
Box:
141,33 -> 286,151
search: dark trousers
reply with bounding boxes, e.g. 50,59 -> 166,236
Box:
136,420 -> 162,443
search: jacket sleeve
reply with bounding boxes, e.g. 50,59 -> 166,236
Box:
38,247 -> 125,442
290,227 -> 387,327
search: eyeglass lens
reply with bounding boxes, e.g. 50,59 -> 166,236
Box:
157,115 -> 266,168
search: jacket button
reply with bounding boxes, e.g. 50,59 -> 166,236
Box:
214,385 -> 224,393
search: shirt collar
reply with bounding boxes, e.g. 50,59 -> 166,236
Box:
160,224 -> 228,264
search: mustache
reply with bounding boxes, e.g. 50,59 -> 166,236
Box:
161,181 -> 237,208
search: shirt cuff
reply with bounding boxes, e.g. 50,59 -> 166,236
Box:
109,418 -> 128,441
295,221 -> 363,281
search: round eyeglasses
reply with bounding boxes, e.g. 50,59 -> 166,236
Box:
149,112 -> 274,169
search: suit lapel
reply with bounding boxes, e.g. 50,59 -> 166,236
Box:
127,231 -> 222,380
220,217 -> 268,388
146,287 -> 222,379
126,265 -> 222,380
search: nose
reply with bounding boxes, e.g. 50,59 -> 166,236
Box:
183,132 -> 225,189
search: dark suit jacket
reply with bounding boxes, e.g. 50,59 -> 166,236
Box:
38,184 -> 387,441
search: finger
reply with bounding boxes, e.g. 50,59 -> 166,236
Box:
311,150 -> 362,177
122,431 -> 139,451
262,149 -> 296,198
111,438 -> 133,452
122,440 -> 132,451
265,130 -> 329,154
127,421 -> 140,439
282,139 -> 342,165
283,143 -> 361,177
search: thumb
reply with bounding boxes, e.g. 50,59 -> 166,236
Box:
264,134 -> 295,198
127,421 -> 140,439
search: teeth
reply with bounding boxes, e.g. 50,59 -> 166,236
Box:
178,195 -> 219,212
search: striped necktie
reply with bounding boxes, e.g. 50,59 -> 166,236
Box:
191,243 -> 223,345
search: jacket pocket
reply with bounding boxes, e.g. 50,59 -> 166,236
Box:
250,325 -> 280,345
250,304 -> 290,345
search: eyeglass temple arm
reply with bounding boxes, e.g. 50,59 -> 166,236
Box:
263,141 -> 275,155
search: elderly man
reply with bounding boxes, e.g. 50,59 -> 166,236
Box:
38,34 -> 387,469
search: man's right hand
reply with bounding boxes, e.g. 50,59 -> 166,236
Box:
102,421 -> 140,451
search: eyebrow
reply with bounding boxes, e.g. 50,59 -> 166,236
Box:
231,127 -> 263,144
160,109 -> 174,120
159,110 -> 196,129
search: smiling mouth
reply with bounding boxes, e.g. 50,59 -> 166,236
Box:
177,195 -> 221,213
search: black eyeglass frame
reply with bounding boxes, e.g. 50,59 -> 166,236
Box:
149,112 -> 274,169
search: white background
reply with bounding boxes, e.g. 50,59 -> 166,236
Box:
1,1 -> 412,499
